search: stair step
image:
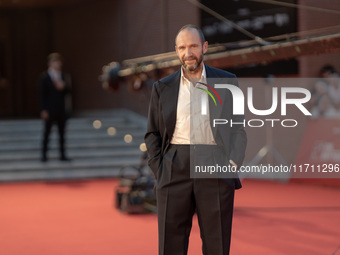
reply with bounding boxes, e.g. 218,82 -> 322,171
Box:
0,148 -> 142,161
0,109 -> 148,182
0,157 -> 141,172
0,122 -> 141,134
0,168 -> 126,182
0,138 -> 145,152
0,130 -> 145,143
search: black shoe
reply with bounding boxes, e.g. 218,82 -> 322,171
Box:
60,156 -> 71,162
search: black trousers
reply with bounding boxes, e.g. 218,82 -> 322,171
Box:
156,144 -> 235,255
42,114 -> 67,159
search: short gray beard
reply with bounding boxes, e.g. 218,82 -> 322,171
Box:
182,54 -> 203,73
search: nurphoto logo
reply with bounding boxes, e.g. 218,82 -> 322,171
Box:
197,82 -> 312,128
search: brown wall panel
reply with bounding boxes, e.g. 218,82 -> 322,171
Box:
51,0 -> 199,114
0,10 -> 50,117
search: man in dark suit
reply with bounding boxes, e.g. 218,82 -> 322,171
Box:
39,53 -> 71,162
145,25 -> 247,255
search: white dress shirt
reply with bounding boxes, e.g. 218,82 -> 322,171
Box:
170,65 -> 216,145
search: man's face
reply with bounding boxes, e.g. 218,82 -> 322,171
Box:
49,59 -> 62,71
175,29 -> 208,72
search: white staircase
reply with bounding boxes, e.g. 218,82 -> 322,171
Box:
0,109 -> 147,182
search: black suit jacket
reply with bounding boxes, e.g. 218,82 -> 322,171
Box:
39,72 -> 70,118
144,64 -> 247,189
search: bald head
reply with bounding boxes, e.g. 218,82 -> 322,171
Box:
175,24 -> 206,46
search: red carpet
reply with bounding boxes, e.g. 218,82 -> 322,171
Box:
1,179 -> 340,255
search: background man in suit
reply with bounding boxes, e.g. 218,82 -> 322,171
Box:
145,24 -> 247,255
39,53 -> 71,162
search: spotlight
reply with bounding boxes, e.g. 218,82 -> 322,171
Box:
100,62 -> 121,91
107,127 -> 117,136
93,120 -> 102,129
139,143 -> 147,152
124,134 -> 133,143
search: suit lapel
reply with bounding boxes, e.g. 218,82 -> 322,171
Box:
161,70 -> 181,139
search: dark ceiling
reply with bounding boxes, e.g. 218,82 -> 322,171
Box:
0,0 -> 95,8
